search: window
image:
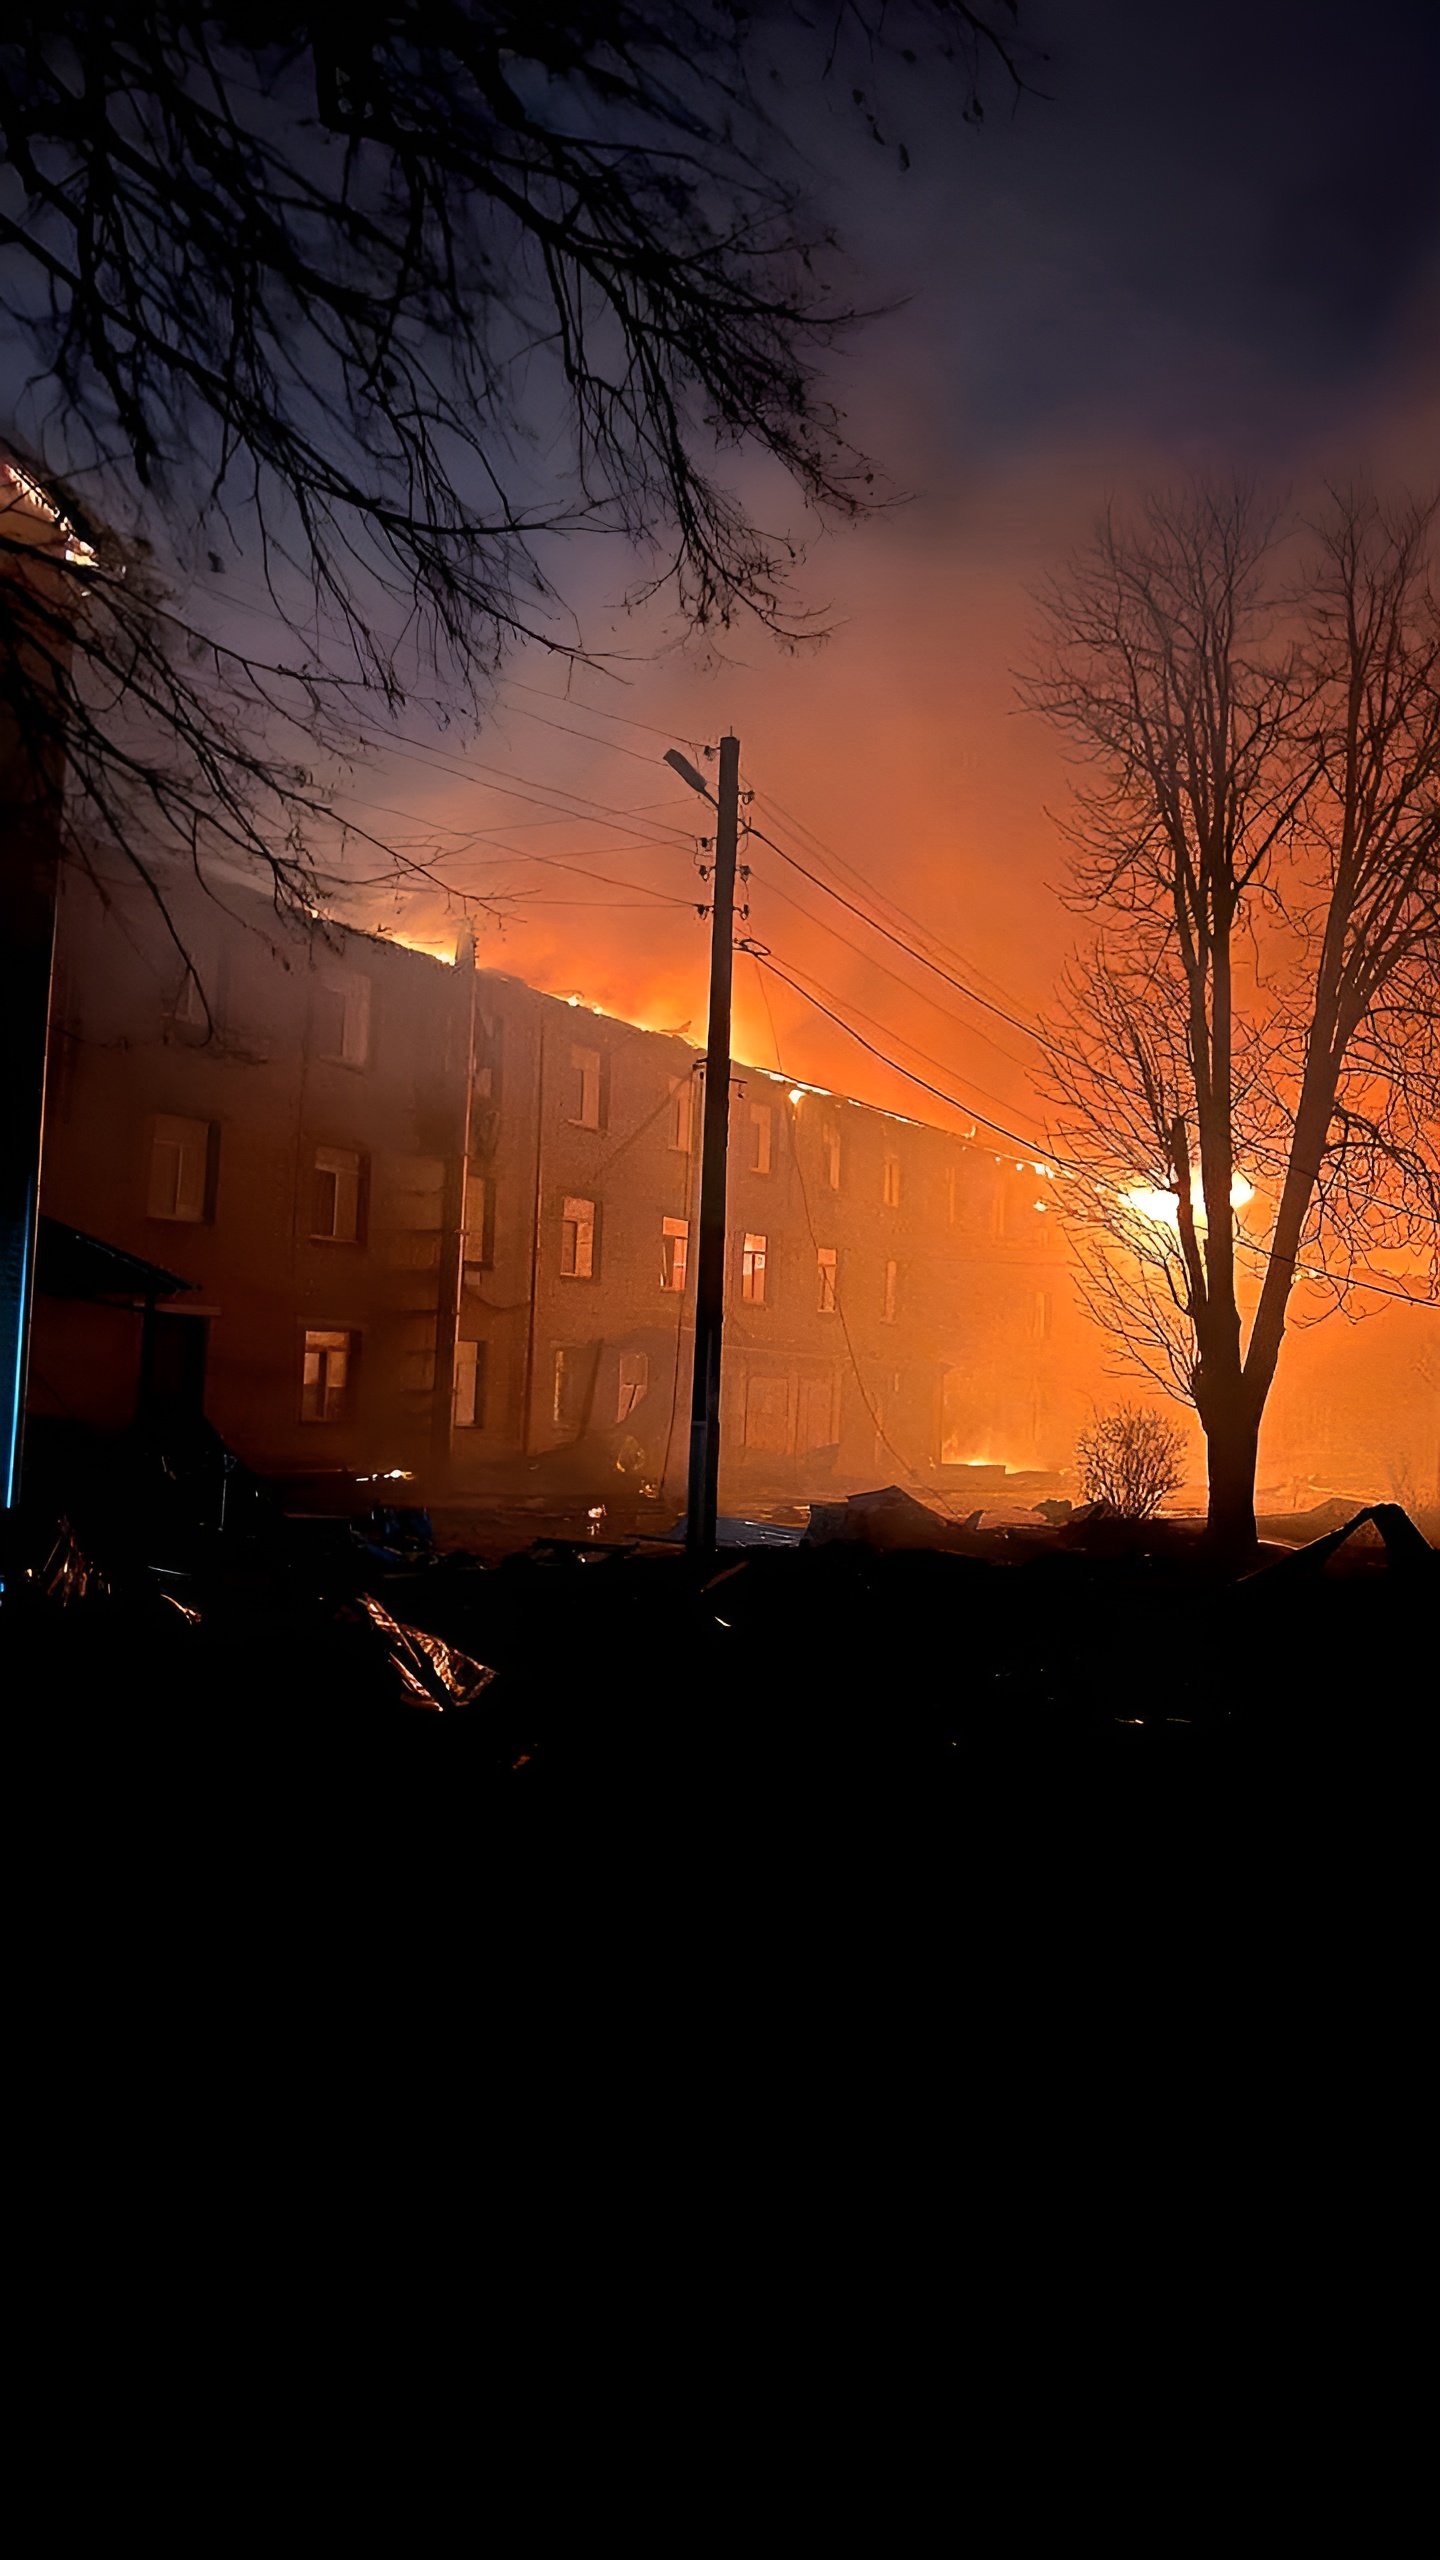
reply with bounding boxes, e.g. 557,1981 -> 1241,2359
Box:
560,1196 -> 595,1278
749,1101 -> 772,1174
882,1155 -> 902,1208
741,1232 -> 767,1305
616,1350 -> 649,1423
301,1329 -> 353,1423
311,1146 -> 362,1242
824,1125 -> 841,1190
569,1045 -> 602,1129
817,1246 -> 838,1314
883,1259 -> 898,1322
669,1075 -> 694,1152
991,1182 -> 1008,1239
462,1167 -> 491,1273
744,1373 -> 790,1452
312,972 -> 370,1066
800,1374 -> 838,1454
552,1345 -> 585,1432
453,1337 -> 486,1429
147,1115 -> 212,1222
946,1165 -> 959,1226
661,1216 -> 689,1292
1033,1291 -> 1053,1341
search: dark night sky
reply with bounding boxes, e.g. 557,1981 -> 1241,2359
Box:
332,0 -> 1440,1126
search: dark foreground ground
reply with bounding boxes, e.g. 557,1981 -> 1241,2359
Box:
5,1441 -> 1434,1849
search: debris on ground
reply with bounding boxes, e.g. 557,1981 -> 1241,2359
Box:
351,1593 -> 496,1710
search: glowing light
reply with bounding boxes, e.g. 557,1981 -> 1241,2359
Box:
788,1087 -> 805,1105
1123,1173 -> 1256,1228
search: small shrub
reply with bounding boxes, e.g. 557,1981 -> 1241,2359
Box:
1076,1403 -> 1188,1520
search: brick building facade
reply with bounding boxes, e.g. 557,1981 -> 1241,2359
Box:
35,856 -> 1088,1509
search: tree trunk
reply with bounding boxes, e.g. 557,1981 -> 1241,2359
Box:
1202,1394 -> 1261,1560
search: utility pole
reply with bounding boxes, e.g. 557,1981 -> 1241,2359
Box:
667,732 -> 740,1561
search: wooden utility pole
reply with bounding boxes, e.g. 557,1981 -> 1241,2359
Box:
670,733 -> 740,1560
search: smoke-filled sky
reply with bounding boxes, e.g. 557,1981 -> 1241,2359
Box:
332,0 -> 1440,1139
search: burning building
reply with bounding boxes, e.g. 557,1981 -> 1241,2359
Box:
34,856 -> 1089,1511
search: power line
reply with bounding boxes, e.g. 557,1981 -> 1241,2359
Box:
753,952 -> 1437,1310
745,820 -> 1063,1060
749,809 -> 1435,1232
495,695 -> 682,767
749,862 -> 1045,1084
343,721 -> 699,843
750,787 -> 1035,1014
760,942 -> 1048,1139
755,949 -> 1056,1155
502,675 -> 716,750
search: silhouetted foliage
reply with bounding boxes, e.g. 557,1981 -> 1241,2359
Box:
2,4 -> 1026,924
1076,1403 -> 1186,1519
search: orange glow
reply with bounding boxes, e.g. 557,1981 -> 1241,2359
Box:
1123,1175 -> 1255,1227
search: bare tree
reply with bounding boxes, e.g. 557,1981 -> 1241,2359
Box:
1024,486 -> 1440,1554
1076,1403 -> 1187,1520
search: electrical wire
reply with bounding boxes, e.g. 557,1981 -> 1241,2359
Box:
751,869 -> 1048,1101
502,675 -> 716,750
750,787 -> 1038,1014
747,807 -> 1434,1234
745,820 -> 1068,1062
752,950 -> 1437,1311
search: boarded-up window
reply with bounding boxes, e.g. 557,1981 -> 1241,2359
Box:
453,1337 -> 486,1429
312,1146 -> 362,1242
744,1372 -> 790,1453
616,1350 -> 649,1423
824,1125 -> 841,1190
817,1246 -> 837,1313
661,1216 -> 688,1291
749,1101 -> 772,1173
147,1116 -> 211,1222
883,1259 -> 898,1322
312,972 -> 371,1066
552,1345 -> 588,1432
882,1155 -> 901,1208
800,1374 -> 838,1453
560,1196 -> 595,1278
669,1076 -> 694,1151
741,1232 -> 767,1305
301,1329 -> 352,1423
569,1046 -> 602,1129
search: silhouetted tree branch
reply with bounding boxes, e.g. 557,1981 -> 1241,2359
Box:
2,3 -> 1026,923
